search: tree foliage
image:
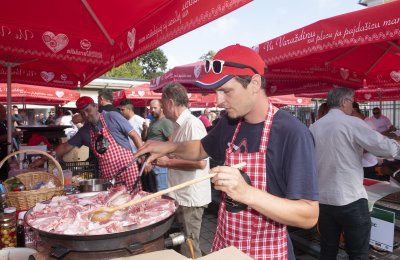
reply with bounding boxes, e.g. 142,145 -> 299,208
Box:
103,48 -> 168,79
104,60 -> 143,79
199,50 -> 216,61
137,48 -> 168,79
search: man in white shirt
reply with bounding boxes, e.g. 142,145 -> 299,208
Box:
369,107 -> 396,135
310,87 -> 400,259
153,83 -> 211,258
119,99 -> 145,153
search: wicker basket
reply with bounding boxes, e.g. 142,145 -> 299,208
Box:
0,149 -> 64,210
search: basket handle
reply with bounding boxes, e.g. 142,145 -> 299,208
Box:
0,149 -> 64,185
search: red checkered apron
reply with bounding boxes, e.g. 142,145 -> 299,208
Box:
212,103 -> 288,259
89,114 -> 140,191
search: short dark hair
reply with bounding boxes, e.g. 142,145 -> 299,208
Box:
327,87 -> 354,108
98,89 -> 114,102
12,105 -> 18,109
119,99 -> 134,110
235,75 -> 266,89
162,83 -> 189,107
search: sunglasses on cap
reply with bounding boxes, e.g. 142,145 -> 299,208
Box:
205,59 -> 259,75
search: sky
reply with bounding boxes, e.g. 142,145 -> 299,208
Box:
160,0 -> 364,69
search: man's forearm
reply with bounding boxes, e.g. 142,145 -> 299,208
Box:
171,140 -> 208,161
161,158 -> 207,171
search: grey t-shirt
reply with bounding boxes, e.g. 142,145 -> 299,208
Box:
147,117 -> 173,141
68,111 -> 134,152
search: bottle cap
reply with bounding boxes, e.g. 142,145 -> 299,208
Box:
4,207 -> 16,214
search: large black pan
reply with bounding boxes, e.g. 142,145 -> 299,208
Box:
25,193 -> 176,257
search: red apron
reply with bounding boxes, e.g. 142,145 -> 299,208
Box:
89,114 -> 140,191
212,103 -> 288,259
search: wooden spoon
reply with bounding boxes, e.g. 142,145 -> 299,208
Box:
90,162 -> 246,222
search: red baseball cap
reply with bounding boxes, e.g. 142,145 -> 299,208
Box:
195,44 -> 265,89
76,96 -> 95,109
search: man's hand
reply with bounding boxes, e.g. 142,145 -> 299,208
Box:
154,156 -> 170,167
211,165 -> 252,204
134,140 -> 176,165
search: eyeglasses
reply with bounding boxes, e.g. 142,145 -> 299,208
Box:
205,59 -> 259,75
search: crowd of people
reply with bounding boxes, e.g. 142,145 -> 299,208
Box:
1,44 -> 400,260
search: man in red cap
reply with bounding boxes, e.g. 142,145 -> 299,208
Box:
56,96 -> 143,191
134,44 -> 319,259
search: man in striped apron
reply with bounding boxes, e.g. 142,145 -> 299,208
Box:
56,96 -> 143,191
135,44 -> 319,259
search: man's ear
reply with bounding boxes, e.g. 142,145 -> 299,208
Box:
250,74 -> 262,94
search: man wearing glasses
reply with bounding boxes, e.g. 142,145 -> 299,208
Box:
135,44 -> 319,259
56,96 -> 143,191
368,107 -> 397,135
310,87 -> 400,259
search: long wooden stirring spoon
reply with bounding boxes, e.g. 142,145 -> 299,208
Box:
90,162 -> 247,222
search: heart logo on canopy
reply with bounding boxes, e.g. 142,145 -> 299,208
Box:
340,68 -> 349,80
364,93 -> 372,100
55,91 -> 65,98
127,28 -> 136,52
138,90 -> 145,97
194,65 -> 202,79
390,71 -> 400,82
270,85 -> 277,94
42,32 -> 69,53
40,71 -> 55,82
297,98 -> 303,104
187,93 -> 192,98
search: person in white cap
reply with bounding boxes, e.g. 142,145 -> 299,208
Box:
134,44 -> 319,259
56,96 -> 143,191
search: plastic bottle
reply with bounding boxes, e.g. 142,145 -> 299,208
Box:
22,153 -> 29,169
16,211 -> 25,247
0,192 -> 7,213
0,207 -> 17,248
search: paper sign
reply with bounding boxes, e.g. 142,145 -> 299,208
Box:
370,207 -> 395,252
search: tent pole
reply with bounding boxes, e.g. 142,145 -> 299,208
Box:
6,62 -> 12,154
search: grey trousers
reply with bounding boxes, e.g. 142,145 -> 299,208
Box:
176,205 -> 206,258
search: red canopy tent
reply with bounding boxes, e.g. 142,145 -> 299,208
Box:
0,0 -> 251,152
113,84 -> 162,107
151,62 -> 313,107
0,83 -> 80,105
187,93 -> 312,108
113,83 -> 202,107
1,0 -> 251,89
270,95 -> 312,107
188,93 -> 217,108
256,1 -> 400,96
151,61 -> 207,93
297,87 -> 400,102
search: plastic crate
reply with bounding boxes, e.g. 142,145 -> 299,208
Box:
61,161 -> 98,179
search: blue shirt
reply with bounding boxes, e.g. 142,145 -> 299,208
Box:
69,111 -> 134,152
202,109 -> 318,200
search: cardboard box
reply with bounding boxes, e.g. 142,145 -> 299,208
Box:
115,249 -> 187,260
198,247 -> 252,260
116,247 -> 252,260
